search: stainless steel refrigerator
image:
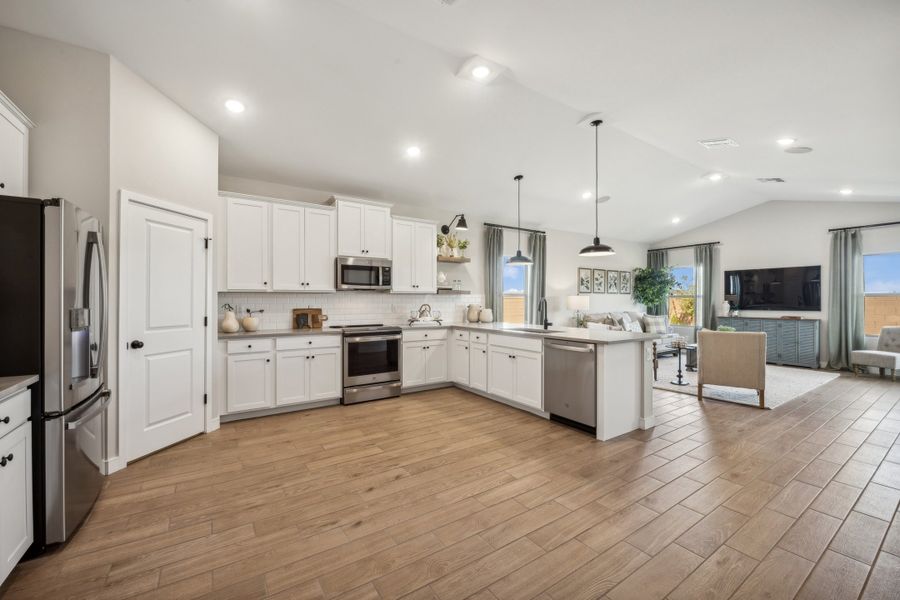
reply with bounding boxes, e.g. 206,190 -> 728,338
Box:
0,194 -> 110,551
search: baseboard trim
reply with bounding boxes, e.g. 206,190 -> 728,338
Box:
104,456 -> 127,475
220,399 -> 341,422
639,416 -> 655,430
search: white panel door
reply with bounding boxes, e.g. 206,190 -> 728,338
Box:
391,219 -> 415,292
271,204 -> 304,291
0,112 -> 25,196
425,341 -> 448,384
363,205 -> 391,258
488,348 -> 515,400
125,201 -> 207,461
414,222 -> 437,293
308,347 -> 341,401
276,350 -> 309,406
0,423 -> 32,585
337,201 -> 364,256
470,343 -> 488,391
227,353 -> 274,412
226,198 -> 269,290
304,207 -> 336,291
450,339 -> 469,385
402,342 -> 426,387
513,350 -> 543,409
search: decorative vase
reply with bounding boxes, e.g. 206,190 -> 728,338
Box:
452,247 -> 460,258
467,304 -> 482,323
221,310 -> 240,333
479,308 -> 494,323
241,316 -> 259,332
437,271 -> 447,285
720,300 -> 732,316
440,244 -> 451,257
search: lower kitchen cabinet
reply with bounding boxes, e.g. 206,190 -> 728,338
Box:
308,347 -> 341,401
276,347 -> 341,406
469,342 -> 487,391
488,345 -> 542,410
402,340 -> 447,387
450,339 -> 470,385
0,389 -> 33,586
227,351 -> 275,413
488,348 -> 516,400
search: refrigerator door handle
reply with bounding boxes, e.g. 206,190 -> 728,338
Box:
83,230 -> 107,379
65,389 -> 111,430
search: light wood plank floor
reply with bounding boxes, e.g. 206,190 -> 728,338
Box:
3,375 -> 900,600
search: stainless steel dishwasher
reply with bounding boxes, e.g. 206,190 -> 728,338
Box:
543,338 -> 597,434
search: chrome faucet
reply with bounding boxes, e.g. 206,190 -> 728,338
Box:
539,297 -> 552,330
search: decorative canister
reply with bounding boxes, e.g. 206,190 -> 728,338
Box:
720,300 -> 732,316
242,309 -> 263,332
220,310 -> 240,333
479,308 -> 494,323
466,304 -> 482,323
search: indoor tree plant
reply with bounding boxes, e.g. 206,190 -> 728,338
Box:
631,267 -> 678,311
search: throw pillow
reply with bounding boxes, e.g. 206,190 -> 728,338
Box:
623,320 -> 644,333
643,315 -> 668,334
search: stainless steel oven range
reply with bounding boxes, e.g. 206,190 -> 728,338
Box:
340,324 -> 402,404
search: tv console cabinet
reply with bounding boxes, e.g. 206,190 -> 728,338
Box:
718,316 -> 820,368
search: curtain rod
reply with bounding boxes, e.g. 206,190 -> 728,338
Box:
828,220 -> 900,233
483,222 -> 546,235
649,241 -> 720,252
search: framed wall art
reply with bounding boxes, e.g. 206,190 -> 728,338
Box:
619,271 -> 632,294
607,270 -> 619,294
592,269 -> 606,293
577,268 -> 592,294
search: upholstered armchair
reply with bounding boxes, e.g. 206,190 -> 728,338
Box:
697,330 -> 767,408
851,326 -> 900,381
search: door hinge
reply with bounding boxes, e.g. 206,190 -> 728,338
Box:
203,393 -> 208,405
204,316 -> 208,327
204,237 -> 212,249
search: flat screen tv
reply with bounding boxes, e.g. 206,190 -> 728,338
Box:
724,265 -> 821,311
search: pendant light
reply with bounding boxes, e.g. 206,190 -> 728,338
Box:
507,174 -> 533,266
579,119 -> 616,257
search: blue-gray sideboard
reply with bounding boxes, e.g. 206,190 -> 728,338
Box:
718,316 -> 820,368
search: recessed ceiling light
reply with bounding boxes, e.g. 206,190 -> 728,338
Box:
405,146 -> 422,158
697,138 -> 739,149
785,146 -> 813,154
704,172 -> 724,182
581,191 -> 592,199
840,188 -> 853,195
672,217 -> 681,224
224,99 -> 245,113
471,66 -> 491,79
777,137 -> 796,146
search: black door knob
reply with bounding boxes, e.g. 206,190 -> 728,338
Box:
0,453 -> 13,467
130,340 -> 144,349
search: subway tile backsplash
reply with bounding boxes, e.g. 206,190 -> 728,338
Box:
218,291 -> 486,330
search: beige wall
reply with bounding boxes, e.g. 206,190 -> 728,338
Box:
0,25 -> 110,226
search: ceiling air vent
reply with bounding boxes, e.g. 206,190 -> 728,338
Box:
757,177 -> 786,183
697,138 -> 739,149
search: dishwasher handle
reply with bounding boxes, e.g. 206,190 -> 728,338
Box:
546,342 -> 594,353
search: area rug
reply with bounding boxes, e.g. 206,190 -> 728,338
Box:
653,356 -> 840,409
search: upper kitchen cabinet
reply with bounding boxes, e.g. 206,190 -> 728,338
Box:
392,218 -> 436,293
0,91 -> 34,197
271,203 -> 336,292
226,197 -> 270,290
331,196 -> 392,259
224,194 -> 337,292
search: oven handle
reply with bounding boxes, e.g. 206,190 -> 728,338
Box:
345,334 -> 402,343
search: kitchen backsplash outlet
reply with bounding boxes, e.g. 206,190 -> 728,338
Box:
218,292 -> 486,330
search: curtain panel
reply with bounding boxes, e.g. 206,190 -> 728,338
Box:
525,232 -> 547,325
694,243 -> 718,330
646,249 -> 669,316
828,228 -> 864,370
483,226 -> 504,322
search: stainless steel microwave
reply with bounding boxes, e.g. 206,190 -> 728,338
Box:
336,256 -> 392,290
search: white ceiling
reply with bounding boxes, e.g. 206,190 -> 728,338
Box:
1,0 -> 898,242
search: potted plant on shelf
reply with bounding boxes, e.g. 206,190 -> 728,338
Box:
631,267 -> 678,313
447,234 -> 460,257
457,238 -> 469,257
437,233 -> 451,257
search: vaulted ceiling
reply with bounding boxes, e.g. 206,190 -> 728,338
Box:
1,0 -> 897,242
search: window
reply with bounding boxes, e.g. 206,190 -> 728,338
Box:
502,256 -> 527,324
864,252 -> 900,336
668,265 -> 697,326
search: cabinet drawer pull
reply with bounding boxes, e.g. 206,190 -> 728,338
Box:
247,344 -> 253,348
0,453 -> 13,467
0,416 -> 9,424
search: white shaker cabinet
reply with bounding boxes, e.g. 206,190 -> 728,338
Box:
271,203 -> 337,292
488,348 -> 516,400
226,197 -> 270,291
402,337 -> 447,388
226,348 -> 275,413
392,218 -> 437,293
332,197 -> 392,259
0,388 -> 33,587
511,350 -> 542,409
450,339 -> 470,386
0,92 -> 32,197
307,347 -> 341,401
425,341 -> 448,385
487,335 -> 543,410
469,343 -> 488,392
275,349 -> 309,406
303,208 -> 338,291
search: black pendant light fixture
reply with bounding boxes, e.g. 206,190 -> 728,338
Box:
579,119 -> 616,257
507,174 -> 533,266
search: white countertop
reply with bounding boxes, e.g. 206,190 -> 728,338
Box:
218,322 -> 657,345
0,374 -> 39,402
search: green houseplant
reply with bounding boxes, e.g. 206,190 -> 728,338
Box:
631,267 -> 678,309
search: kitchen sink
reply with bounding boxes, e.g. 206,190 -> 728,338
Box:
506,327 -> 564,334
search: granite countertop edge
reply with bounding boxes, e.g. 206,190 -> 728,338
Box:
0,374 -> 40,402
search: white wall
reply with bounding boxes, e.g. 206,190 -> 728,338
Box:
0,25 -> 110,226
652,200 -> 900,362
107,57 -> 219,466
